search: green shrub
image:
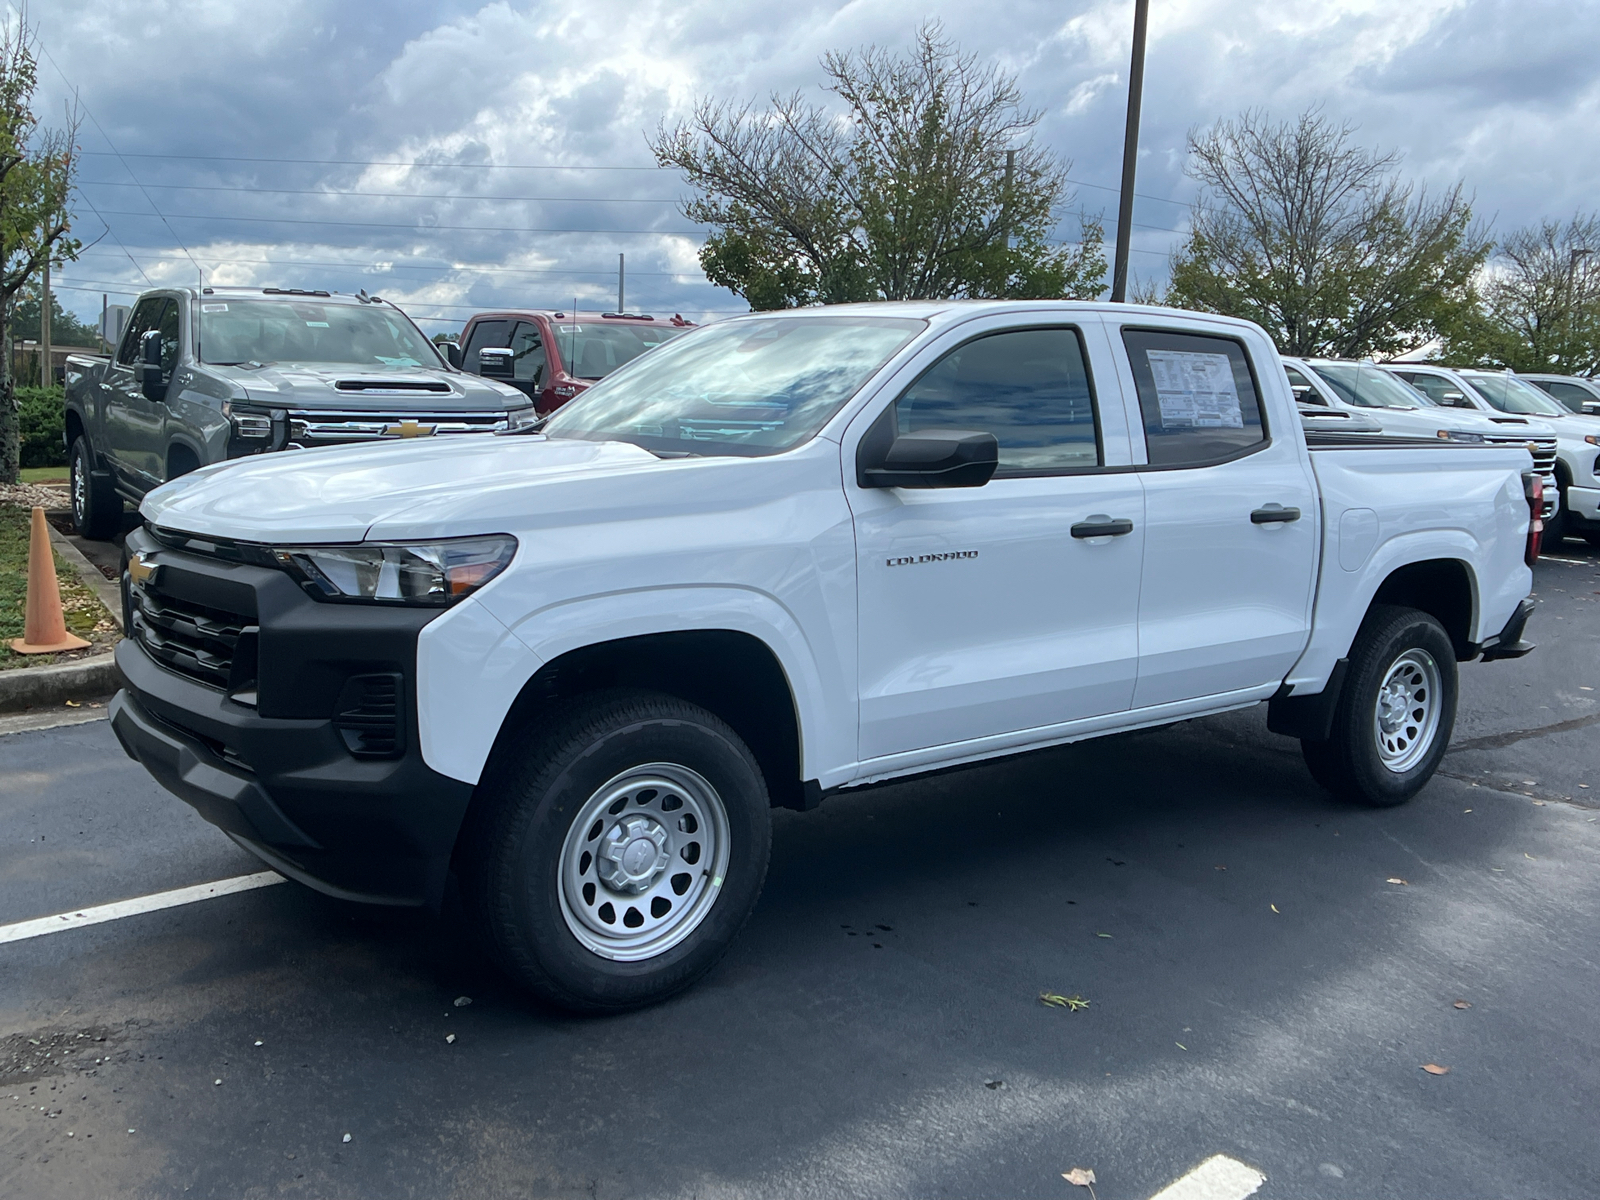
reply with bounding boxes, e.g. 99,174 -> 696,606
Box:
17,385 -> 65,469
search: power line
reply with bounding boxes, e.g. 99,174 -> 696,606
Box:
87,208 -> 707,236
69,249 -> 709,279
78,150 -> 665,171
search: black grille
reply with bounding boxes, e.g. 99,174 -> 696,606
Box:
130,583 -> 255,692
334,673 -> 405,759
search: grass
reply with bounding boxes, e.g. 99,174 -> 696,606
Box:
0,504 -> 119,669
19,467 -> 67,484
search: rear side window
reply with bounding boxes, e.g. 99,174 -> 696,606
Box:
1122,329 -> 1266,467
893,327 -> 1101,474
461,319 -> 511,374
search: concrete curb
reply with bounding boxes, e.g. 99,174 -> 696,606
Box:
0,653 -> 123,714
46,513 -> 124,631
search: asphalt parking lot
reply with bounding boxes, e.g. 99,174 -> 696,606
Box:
3,549 -> 1598,1200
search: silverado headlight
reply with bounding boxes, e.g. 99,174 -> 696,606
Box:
1437,429 -> 1484,442
273,536 -> 517,604
223,402 -> 273,439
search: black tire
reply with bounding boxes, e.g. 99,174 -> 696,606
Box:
70,437 -> 121,541
460,690 -> 772,1013
1584,531 -> 1600,550
1543,498 -> 1568,547
1299,605 -> 1457,808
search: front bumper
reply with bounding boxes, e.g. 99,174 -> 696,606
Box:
111,528 -> 475,906
1564,484 -> 1600,529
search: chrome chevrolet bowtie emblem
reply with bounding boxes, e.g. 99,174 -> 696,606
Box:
383,420 -> 437,438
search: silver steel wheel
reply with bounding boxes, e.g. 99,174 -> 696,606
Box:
71,449 -> 86,524
1372,648 -> 1442,773
557,763 -> 731,962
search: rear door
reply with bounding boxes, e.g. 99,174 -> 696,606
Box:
849,317 -> 1146,764
1111,323 -> 1319,708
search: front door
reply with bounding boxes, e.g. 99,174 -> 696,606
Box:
1113,325 -> 1319,708
850,321 -> 1146,764
103,296 -> 172,491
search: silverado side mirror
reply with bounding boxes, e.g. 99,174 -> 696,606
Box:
478,347 -> 514,379
138,329 -> 168,402
1584,401 -> 1600,416
443,341 -> 462,369
859,427 -> 999,489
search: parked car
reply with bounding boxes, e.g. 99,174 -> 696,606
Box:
62,287 -> 536,540
454,309 -> 695,415
1386,365 -> 1598,546
1286,357 -> 1558,521
109,300 -> 1540,1012
1521,373 -> 1600,416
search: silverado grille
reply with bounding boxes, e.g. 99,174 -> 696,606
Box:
1485,434 -> 1559,517
129,582 -> 256,693
286,408 -> 510,446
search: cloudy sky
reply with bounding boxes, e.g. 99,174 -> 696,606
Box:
27,0 -> 1600,338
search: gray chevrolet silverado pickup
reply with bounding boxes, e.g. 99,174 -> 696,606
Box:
63,286 -> 535,539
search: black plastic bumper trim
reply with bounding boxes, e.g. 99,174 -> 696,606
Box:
1480,597 -> 1537,662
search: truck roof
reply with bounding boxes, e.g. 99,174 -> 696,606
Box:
153,286 -> 398,307
470,309 -> 694,326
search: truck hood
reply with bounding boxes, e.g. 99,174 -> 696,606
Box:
141,436 -> 661,543
210,362 -> 524,412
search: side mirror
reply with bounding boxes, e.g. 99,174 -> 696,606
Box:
1584,401 -> 1600,416
138,329 -> 168,402
859,427 -> 999,489
478,347 -> 514,379
444,341 -> 462,369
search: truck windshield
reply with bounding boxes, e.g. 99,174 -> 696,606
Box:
1309,362 -> 1428,409
543,314 -> 924,457
553,321 -> 691,379
198,300 -> 441,368
1460,372 -> 1567,416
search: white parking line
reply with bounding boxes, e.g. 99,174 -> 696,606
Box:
1148,1154 -> 1267,1200
0,872 -> 286,945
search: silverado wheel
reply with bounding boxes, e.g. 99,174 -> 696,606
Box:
70,437 -> 121,541
461,690 -> 772,1013
1299,605 -> 1457,808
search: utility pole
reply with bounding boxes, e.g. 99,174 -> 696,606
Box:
618,253 -> 626,314
40,254 -> 51,388
1111,0 -> 1150,303
1001,149 -> 1016,249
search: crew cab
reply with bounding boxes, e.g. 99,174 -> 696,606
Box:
1387,365 -> 1600,546
107,301 -> 1540,1013
1284,357 -> 1559,519
63,287 -> 535,539
454,309 -> 694,415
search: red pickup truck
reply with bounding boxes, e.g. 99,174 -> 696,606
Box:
454,310 -> 694,414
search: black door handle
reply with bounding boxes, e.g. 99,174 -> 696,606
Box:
1251,505 -> 1301,524
1071,516 -> 1135,539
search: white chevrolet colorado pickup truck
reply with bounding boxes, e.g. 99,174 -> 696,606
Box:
108,301 -> 1541,1012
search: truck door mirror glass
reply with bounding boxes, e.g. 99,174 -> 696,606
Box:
444,341 -> 462,369
138,329 -> 168,402
858,427 -> 998,489
478,348 -> 515,379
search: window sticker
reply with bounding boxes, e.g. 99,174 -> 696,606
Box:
305,320 -> 330,327
201,303 -> 228,312
1145,349 -> 1243,429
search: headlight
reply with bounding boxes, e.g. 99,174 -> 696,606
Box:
1437,429 -> 1484,442
506,407 -> 540,432
1585,434 -> 1599,447
273,536 -> 517,605
223,402 -> 273,439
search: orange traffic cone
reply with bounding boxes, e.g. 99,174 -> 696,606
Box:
8,506 -> 91,654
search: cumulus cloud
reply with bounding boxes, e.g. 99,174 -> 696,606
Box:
31,0 -> 1600,328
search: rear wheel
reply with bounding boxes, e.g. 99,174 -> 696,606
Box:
460,690 -> 772,1013
70,437 -> 121,541
1299,606 -> 1457,807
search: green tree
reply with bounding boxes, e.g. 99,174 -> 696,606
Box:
1442,214 -> 1600,374
12,285 -> 99,348
1162,108 -> 1488,359
651,23 -> 1105,310
0,18 -> 80,484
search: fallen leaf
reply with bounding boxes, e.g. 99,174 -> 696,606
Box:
1096,932 -> 1113,938
1175,1042 -> 1187,1050
342,1133 -> 352,1143
1453,1000 -> 1471,1010
1214,865 -> 1227,870
1040,992 -> 1090,1012
1579,784 -> 1589,789
1525,853 -> 1536,860
1464,808 -> 1473,812
1387,878 -> 1408,885
1421,1063 -> 1450,1075
1063,1166 -> 1097,1188
63,700 -> 80,708
1581,686 -> 1593,691
984,1080 -> 1004,1089
453,996 -> 472,1007
1270,904 -> 1280,913
445,1033 -> 456,1044
253,1040 -> 263,1047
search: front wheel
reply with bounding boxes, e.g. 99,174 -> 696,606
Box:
460,691 -> 772,1012
1300,606 -> 1457,807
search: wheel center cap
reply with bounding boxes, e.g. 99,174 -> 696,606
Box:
596,815 -> 670,894
1379,685 -> 1410,732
